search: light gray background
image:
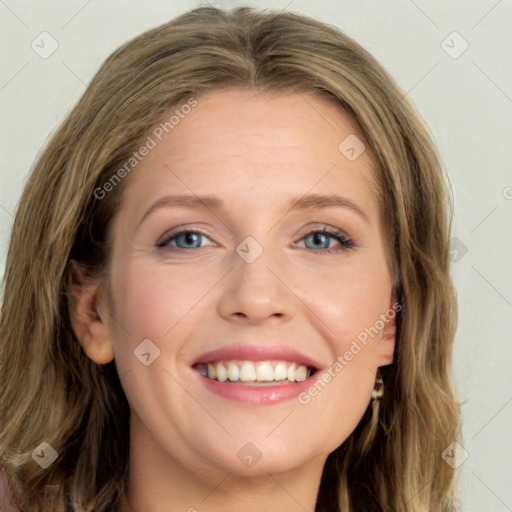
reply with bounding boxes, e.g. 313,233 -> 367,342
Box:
1,1 -> 511,509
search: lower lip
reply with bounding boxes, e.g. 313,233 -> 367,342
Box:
195,371 -> 316,404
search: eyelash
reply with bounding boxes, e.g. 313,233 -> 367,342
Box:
156,227 -> 355,254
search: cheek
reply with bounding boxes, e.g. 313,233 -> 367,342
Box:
296,257 -> 393,355
109,258 -> 224,373
112,257 -> 223,334
108,261 -> 219,433
277,257 -> 390,440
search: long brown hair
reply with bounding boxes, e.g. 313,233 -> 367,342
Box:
0,7 -> 460,511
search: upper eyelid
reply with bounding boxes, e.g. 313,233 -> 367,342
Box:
156,228 -> 216,247
293,229 -> 354,248
158,226 -> 353,248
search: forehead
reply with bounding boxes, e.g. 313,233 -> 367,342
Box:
121,89 -> 379,217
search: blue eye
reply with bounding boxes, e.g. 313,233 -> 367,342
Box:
299,229 -> 355,252
156,230 -> 215,249
156,228 -> 355,253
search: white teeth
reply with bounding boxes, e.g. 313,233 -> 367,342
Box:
227,362 -> 239,382
197,360 -> 312,383
240,361 -> 257,381
274,362 -> 287,381
256,362 -> 274,382
287,363 -> 296,382
294,364 -> 307,382
215,362 -> 227,382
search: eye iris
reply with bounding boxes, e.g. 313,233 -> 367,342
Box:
306,232 -> 330,249
176,232 -> 202,248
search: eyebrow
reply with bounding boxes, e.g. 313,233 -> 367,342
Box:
288,194 -> 369,222
140,193 -> 369,224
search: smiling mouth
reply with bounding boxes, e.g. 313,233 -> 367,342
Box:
193,360 -> 317,385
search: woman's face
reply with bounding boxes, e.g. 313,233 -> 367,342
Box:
101,89 -> 396,477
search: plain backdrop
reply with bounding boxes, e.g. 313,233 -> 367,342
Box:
1,1 -> 511,510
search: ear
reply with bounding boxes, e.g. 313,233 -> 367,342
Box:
67,261 -> 115,365
377,292 -> 399,367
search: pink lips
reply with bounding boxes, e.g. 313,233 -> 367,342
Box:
192,344 -> 321,369
192,344 -> 320,405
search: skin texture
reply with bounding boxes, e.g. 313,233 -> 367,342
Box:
72,89 -> 397,511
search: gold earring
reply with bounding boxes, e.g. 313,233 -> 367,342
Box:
361,368 -> 384,452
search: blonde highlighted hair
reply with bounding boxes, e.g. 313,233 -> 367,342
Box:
0,7 -> 460,511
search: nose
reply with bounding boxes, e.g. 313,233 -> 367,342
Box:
216,245 -> 297,325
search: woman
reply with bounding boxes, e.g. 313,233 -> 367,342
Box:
0,6 -> 460,511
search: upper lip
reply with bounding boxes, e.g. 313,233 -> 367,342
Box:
192,344 -> 321,370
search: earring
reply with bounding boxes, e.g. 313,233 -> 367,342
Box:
361,368 -> 384,452
371,368 -> 384,400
